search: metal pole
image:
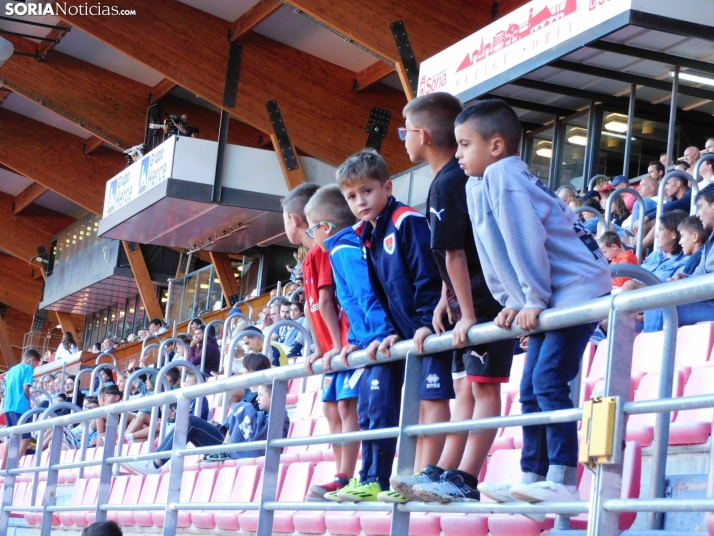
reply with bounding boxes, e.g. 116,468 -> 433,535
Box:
692,153 -> 714,192
604,187 -> 646,263
211,111 -> 230,204
162,396 -> 191,536
94,413 -> 119,523
255,378 -> 288,536
666,65 -> 679,174
623,82 -> 636,177
165,278 -> 173,323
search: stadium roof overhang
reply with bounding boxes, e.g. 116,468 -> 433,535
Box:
418,0 -> 714,182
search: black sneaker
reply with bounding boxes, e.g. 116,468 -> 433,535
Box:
204,452 -> 231,463
389,464 -> 445,501
412,469 -> 481,502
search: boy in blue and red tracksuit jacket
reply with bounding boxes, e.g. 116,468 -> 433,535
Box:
337,150 -> 455,503
305,184 -> 403,502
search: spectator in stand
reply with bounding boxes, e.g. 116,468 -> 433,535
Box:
568,198 -> 583,213
101,338 -> 116,353
611,175 -> 637,212
557,186 -> 576,206
64,375 -> 84,408
285,301 -> 306,357
92,385 -> 123,446
648,161 -> 666,183
678,215 -> 711,275
641,175 -> 692,249
125,381 -> 289,474
1,349 -> 41,470
53,375 -> 62,399
241,326 -> 288,367
340,150 -> 455,503
706,138 -> 714,154
55,332 -> 80,360
273,300 -> 292,343
632,176 -> 658,226
660,153 -> 670,168
189,318 -> 204,331
598,231 -> 638,288
188,324 -> 221,376
684,146 -> 702,169
148,318 -> 168,335
675,161 -> 691,173
81,520 -> 123,536
609,195 -> 631,227
698,156 -> 714,187
456,100 -> 611,510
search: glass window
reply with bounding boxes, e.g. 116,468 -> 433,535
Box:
409,165 -> 434,213
557,113 -> 589,191
526,125 -> 555,184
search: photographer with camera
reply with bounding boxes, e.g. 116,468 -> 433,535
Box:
163,114 -> 191,138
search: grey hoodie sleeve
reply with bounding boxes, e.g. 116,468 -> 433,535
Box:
493,187 -> 552,309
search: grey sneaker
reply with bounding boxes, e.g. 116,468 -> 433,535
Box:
412,469 -> 480,503
389,464 -> 444,501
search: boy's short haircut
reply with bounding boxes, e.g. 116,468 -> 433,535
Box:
81,520 -> 123,536
243,353 -> 271,373
336,149 -> 391,188
243,326 -> 263,339
305,185 -> 357,229
23,349 -> 40,362
260,382 -> 273,396
84,396 -> 99,406
454,99 -> 522,156
597,231 -> 622,248
165,368 -> 180,384
402,92 -> 463,148
679,215 -> 711,242
281,183 -> 320,222
97,386 -> 107,398
695,181 -> 714,205
58,393 -> 67,401
177,333 -> 192,345
103,384 -> 122,398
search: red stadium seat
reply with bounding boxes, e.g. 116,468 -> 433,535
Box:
361,511 -> 442,536
286,378 -> 301,405
84,447 -> 104,479
9,481 -> 28,519
71,477 -> 101,527
191,466 -> 241,529
23,480 -> 46,525
285,419 -> 316,454
294,392 -> 317,420
270,462 -> 316,533
109,475 -> 144,523
292,461 -> 337,534
117,473 -> 161,527
627,371 -> 684,447
230,464 -> 286,532
587,339 -> 609,380
56,449 -> 77,483
490,394 -> 521,454
631,331 -> 664,382
87,475 -> 129,525
153,468 -> 216,527
674,322 -> 714,381
298,416 -> 331,463
145,470 -> 197,527
56,477 -> 88,526
670,365 -> 714,445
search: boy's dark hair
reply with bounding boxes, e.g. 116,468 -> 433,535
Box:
260,382 -> 273,396
150,318 -> 162,327
84,396 -> 99,406
177,333 -> 192,345
304,185 -> 357,229
165,368 -> 180,385
695,181 -> 714,205
336,149 -> 391,188
454,99 -> 522,156
679,160 -> 691,170
281,183 -> 320,222
23,349 -> 40,362
243,353 -> 271,373
402,92 -> 463,148
582,198 -> 603,213
597,231 -> 622,248
100,367 -> 113,379
103,384 -> 122,398
57,393 -> 68,401
660,210 -> 689,255
290,300 -> 304,313
243,326 -> 263,338
81,520 -> 123,536
190,318 -> 204,328
679,215 -> 711,243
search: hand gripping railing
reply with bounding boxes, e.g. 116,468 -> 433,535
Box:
5,273 -> 714,536
604,187 -> 646,263
655,170 -> 700,249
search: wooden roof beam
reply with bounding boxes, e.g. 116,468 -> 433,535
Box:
0,108 -> 123,214
13,182 -> 49,215
353,61 -> 395,92
231,0 -> 282,41
59,0 -> 412,172
122,242 -> 164,322
0,254 -> 44,317
0,192 -> 59,263
83,136 -> 105,155
151,78 -> 177,103
37,23 -> 72,57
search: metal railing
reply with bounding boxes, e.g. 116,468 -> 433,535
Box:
604,187 -> 645,264
3,272 -> 714,535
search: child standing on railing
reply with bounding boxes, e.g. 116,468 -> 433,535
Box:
303,185 -> 400,502
281,183 -> 360,500
456,100 -> 611,511
338,150 -> 455,504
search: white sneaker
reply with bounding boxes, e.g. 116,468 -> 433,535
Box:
510,481 -> 580,503
123,459 -> 161,475
476,482 -> 516,503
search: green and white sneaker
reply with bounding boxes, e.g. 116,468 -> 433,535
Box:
324,478 -> 359,502
337,481 -> 382,502
377,490 -> 409,503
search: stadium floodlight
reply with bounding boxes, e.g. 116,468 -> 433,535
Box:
0,36 -> 13,69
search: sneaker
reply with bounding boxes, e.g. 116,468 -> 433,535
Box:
412,469 -> 480,503
477,481 -> 545,522
308,473 -> 349,499
510,481 -> 580,503
123,459 -> 161,475
338,481 -> 382,502
389,465 -> 444,501
325,478 -> 359,502
203,452 -> 231,463
377,490 -> 409,503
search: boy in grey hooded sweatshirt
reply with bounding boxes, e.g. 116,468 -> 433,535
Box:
455,100 -> 611,512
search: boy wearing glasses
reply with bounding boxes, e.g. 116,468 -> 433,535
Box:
304,185 -> 400,502
282,184 -> 359,500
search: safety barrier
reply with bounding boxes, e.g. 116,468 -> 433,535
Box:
3,270 -> 714,536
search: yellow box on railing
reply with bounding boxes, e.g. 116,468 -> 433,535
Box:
579,396 -> 616,468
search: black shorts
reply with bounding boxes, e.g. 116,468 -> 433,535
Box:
450,321 -> 515,383
5,411 -> 32,439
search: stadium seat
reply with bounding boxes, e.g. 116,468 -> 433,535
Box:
9,481 -> 28,519
23,480 -> 46,525
503,352 -> 526,394
15,454 -> 34,483
117,473 -> 161,527
55,478 -> 88,525
141,470 -> 197,527
21,450 -> 49,483
70,477 -> 101,526
68,447 -> 99,484
491,394 -> 521,454
310,396 -> 326,419
674,322 -> 714,381
191,466 -> 241,529
590,377 -> 636,402
441,449 -> 524,536
229,464 -> 286,531
85,476 -> 126,525
84,447 -> 104,478
292,461 -> 337,534
53,449 -> 76,483
109,475 -> 143,523
294,392 -> 317,420
286,378 -> 301,405
305,374 -> 322,393
153,468 -> 216,527
631,331 -> 664,382
361,511 -> 442,536
670,365 -> 714,445
269,461 -> 316,533
298,416 -> 331,463
587,339 -> 609,380
626,371 -> 684,447
285,419 -> 316,454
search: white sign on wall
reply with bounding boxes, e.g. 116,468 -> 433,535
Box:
103,136 -> 176,217
417,0 -> 632,98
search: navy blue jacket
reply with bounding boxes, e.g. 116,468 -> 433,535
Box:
645,189 -> 692,221
356,196 -> 442,340
325,227 -> 394,348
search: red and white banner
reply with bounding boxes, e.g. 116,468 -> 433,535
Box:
417,0 -> 631,98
